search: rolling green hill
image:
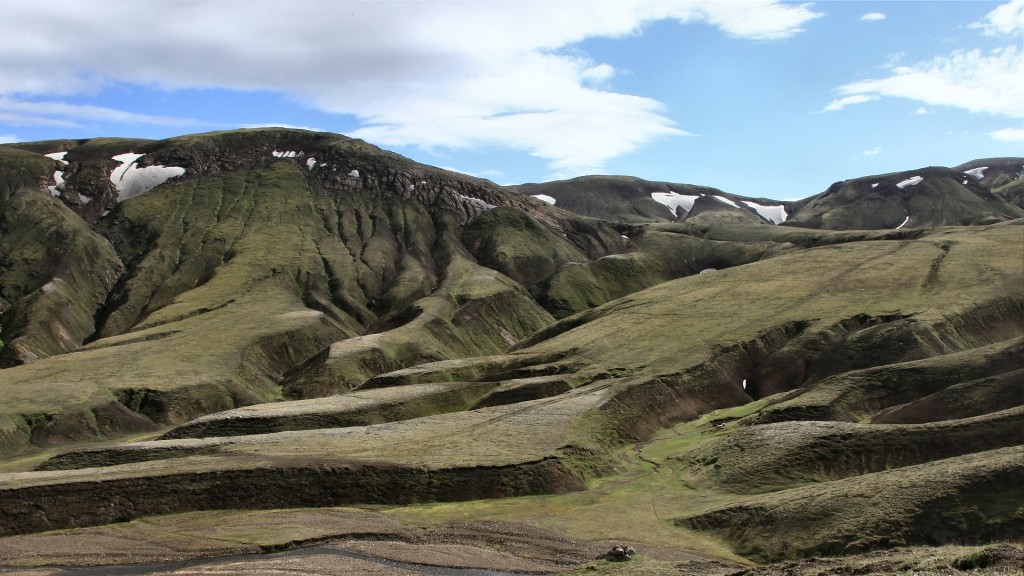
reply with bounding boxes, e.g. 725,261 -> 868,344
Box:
0,129 -> 1021,574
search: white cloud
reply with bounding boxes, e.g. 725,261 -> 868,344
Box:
0,134 -> 18,144
990,127 -> 1024,141
970,0 -> 1024,36
823,94 -> 878,112
861,12 -> 886,22
829,47 -> 1024,118
688,1 -> 822,40
862,146 -> 882,157
915,107 -> 929,115
0,97 -> 194,127
0,0 -> 821,176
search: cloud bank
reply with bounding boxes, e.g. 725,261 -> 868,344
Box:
824,1 -> 1024,141
970,0 -> 1024,36
0,0 -> 820,176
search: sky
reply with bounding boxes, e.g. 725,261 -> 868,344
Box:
1,0 -> 1021,200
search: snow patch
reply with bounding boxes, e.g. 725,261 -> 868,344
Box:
272,150 -> 301,158
532,194 -> 556,205
109,153 -> 186,202
110,153 -> 144,181
306,158 -> 317,170
742,379 -> 747,390
49,168 -> 65,196
896,176 -> 923,189
41,279 -> 62,294
651,191 -> 700,214
460,195 -> 496,210
348,169 -> 360,178
895,215 -> 910,230
743,200 -> 788,224
713,195 -> 740,208
871,183 -> 879,188
963,167 -> 988,179
80,195 -> 92,205
44,152 -> 68,164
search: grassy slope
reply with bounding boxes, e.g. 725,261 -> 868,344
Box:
519,223 -> 1022,380
683,406 -> 1024,493
0,223 -> 1018,552
750,337 -> 1023,424
544,228 -> 784,317
679,446 -> 1023,562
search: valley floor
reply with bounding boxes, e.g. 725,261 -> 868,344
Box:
1,408 -> 1020,575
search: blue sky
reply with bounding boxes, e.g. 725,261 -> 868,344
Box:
1,1 -> 1021,200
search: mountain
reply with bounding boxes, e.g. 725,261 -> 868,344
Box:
0,129 -> 1021,574
515,162 -> 1023,231
511,175 -> 792,225
784,165 -> 1024,230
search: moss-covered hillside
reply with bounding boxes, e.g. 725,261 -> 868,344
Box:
0,129 -> 1021,573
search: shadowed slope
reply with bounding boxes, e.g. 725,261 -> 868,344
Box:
0,148 -> 124,366
678,446 -> 1023,562
683,406 -> 1024,493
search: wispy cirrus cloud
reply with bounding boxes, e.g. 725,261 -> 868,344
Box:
0,0 -> 821,177
0,96 -> 196,128
860,12 -> 886,22
990,127 -> 1024,141
823,94 -> 878,112
828,47 -> 1024,118
822,0 -> 1024,145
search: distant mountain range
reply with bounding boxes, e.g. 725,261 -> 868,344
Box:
513,158 -> 1022,228
0,129 -> 1020,573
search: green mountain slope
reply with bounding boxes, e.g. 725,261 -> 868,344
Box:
0,129 -> 1021,572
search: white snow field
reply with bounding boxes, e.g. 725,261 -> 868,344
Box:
651,191 -> 700,215
896,176 -> 923,189
742,200 -> 788,224
109,153 -> 186,202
